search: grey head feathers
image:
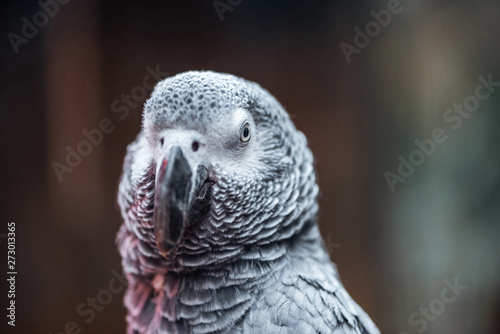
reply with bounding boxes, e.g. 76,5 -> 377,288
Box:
119,70 -> 318,271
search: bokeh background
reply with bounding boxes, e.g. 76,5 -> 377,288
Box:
1,0 -> 500,333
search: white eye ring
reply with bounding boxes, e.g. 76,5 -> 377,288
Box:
240,122 -> 251,143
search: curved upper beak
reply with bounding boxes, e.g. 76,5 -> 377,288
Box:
153,146 -> 210,259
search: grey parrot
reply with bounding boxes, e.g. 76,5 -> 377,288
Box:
116,71 -> 379,334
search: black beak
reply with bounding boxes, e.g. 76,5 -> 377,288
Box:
154,146 -> 210,259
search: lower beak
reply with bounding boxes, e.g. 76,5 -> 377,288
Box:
153,146 -> 209,259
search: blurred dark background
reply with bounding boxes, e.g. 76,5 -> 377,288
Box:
1,0 -> 500,333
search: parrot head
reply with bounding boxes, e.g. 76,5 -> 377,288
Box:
119,71 -> 318,270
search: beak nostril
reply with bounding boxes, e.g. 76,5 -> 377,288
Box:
192,140 -> 200,152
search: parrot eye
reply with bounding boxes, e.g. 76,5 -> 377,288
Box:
159,138 -> 164,147
240,122 -> 251,143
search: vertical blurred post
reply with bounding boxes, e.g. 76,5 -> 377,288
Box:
43,0 -> 105,327
42,1 -> 133,329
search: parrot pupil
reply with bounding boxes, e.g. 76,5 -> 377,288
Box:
192,141 -> 199,152
240,121 -> 251,142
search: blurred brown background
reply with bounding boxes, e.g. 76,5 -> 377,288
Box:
1,0 -> 500,333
